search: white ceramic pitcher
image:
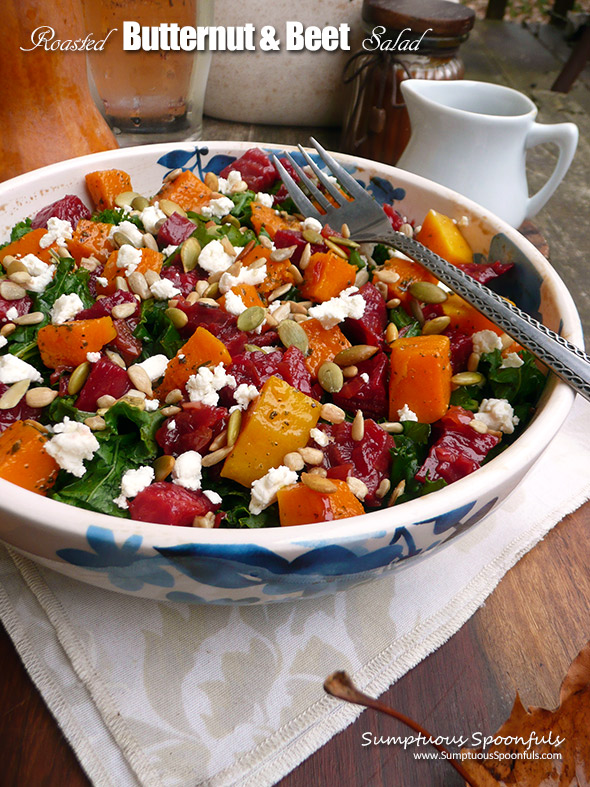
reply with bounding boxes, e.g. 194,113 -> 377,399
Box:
397,79 -> 578,227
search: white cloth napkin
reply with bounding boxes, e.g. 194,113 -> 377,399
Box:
1,396 -> 590,787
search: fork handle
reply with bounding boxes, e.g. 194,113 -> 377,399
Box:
368,231 -> 590,402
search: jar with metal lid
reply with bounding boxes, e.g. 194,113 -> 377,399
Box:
341,0 -> 475,165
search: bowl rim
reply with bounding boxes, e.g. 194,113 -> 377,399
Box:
0,140 -> 581,549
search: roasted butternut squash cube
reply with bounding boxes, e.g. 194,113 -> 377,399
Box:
155,170 -> 213,212
389,335 -> 452,424
0,228 -> 56,265
415,209 -> 473,267
301,318 -> 351,378
221,376 -> 320,487
277,480 -> 365,526
0,421 -> 59,495
300,252 -> 357,303
158,326 -> 232,399
377,255 -> 439,308
85,170 -> 133,211
38,316 -> 118,368
441,293 -> 503,337
250,202 -> 301,240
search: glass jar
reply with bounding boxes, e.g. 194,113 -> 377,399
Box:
341,0 -> 475,165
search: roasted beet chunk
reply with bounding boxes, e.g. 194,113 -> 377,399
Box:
332,351 -> 389,419
445,328 -> 473,373
224,350 -> 281,402
160,260 -> 201,297
0,295 -> 32,324
273,157 -> 300,203
461,261 -> 514,285
322,419 -> 394,506
177,301 -> 247,356
220,148 -> 278,192
76,289 -> 139,321
416,406 -> 500,485
75,357 -> 131,411
129,481 -> 218,526
383,204 -> 404,231
157,213 -> 197,247
277,346 -> 315,397
31,195 -> 91,229
111,318 -> 143,364
342,282 -> 387,349
156,402 -> 228,457
0,383 -> 41,433
273,229 -> 325,264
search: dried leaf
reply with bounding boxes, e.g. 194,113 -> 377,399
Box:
461,641 -> 590,786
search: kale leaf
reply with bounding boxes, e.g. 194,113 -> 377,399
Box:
134,300 -> 184,360
92,208 -> 143,228
210,475 -> 279,528
389,421 -> 446,503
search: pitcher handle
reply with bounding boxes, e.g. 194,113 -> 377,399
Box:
525,121 -> 578,220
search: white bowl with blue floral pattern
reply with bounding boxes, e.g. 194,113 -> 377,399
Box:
0,142 -> 581,604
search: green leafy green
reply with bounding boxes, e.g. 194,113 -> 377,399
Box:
44,396 -> 94,425
478,348 -> 546,408
372,244 -> 390,265
186,214 -> 255,249
230,190 -> 256,224
209,475 -> 278,528
388,306 -> 421,338
450,385 -> 481,412
388,421 -> 445,504
92,208 -> 142,228
101,400 -> 165,460
349,248 -> 366,269
134,300 -> 184,360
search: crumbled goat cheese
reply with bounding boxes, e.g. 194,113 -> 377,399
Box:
255,191 -> 274,208
19,254 -> 47,277
186,363 -> 236,406
167,420 -> 176,431
144,398 -> 160,411
224,290 -> 247,316
109,220 -> 144,247
86,352 -> 101,363
200,196 -> 235,218
500,352 -> 524,369
219,263 -> 267,295
197,239 -> 235,274
44,418 -> 99,477
398,404 -> 418,422
96,276 -> 108,288
162,245 -> 178,257
203,489 -> 222,505
172,450 -> 203,491
472,329 -> 503,355
51,293 -> 84,325
5,307 -> 18,321
114,465 -> 155,509
19,255 -> 55,293
138,203 -> 166,235
0,354 -> 43,384
301,216 -> 323,233
360,373 -> 370,383
150,278 -> 181,300
116,244 -> 143,276
0,336 -> 7,349
477,398 -> 519,434
39,217 -> 73,249
217,170 -> 248,195
136,354 -> 169,382
310,427 -> 331,447
232,383 -> 259,410
308,286 -> 365,329
249,465 -> 298,515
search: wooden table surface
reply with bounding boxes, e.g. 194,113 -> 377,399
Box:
2,17 -> 590,787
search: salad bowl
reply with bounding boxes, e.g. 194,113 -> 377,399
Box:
0,142 -> 581,604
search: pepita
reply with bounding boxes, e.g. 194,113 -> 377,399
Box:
154,454 -> 175,481
318,361 -> 344,393
0,379 -> 30,410
180,237 -> 201,272
25,387 -> 58,408
451,371 -> 485,386
422,315 -> 451,335
165,307 -> 188,329
115,191 -> 141,209
277,319 -> 309,354
237,306 -> 266,333
227,408 -> 242,447
330,235 -> 359,249
131,195 -> 150,212
333,345 -> 378,367
302,228 -> 323,245
204,282 -> 220,300
159,199 -> 186,218
408,281 -> 448,304
68,362 -> 91,395
113,231 -> 140,250
221,214 -> 240,228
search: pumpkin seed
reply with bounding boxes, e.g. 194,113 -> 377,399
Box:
227,408 -> 242,447
330,235 -> 360,249
127,365 -> 153,396
268,283 -> 293,302
284,451 -> 305,472
180,237 -> 201,272
165,307 -> 188,329
142,232 -> 159,251
25,387 -> 57,408
334,345 -> 378,367
118,392 -> 146,410
221,214 -> 240,228
112,302 -> 137,320
351,410 -> 364,442
164,167 -> 183,183
127,271 -> 150,300
422,315 -> 451,335
199,297 -> 220,307
299,242 -> 312,270
0,281 -> 26,300
14,311 -> 44,326
204,282 -> 220,300
324,238 -> 349,259
318,362 -> 344,393
270,245 -> 297,262
154,454 -> 175,481
68,362 -> 91,395
408,281 -> 447,304
159,199 -> 186,218
131,195 -> 150,211
302,228 -> 323,245
84,415 -> 107,431
0,379 -> 30,409
451,371 -> 485,386
115,191 -> 141,209
278,319 -> 309,354
237,306 -> 266,333
301,473 -> 337,494
385,323 -> 399,343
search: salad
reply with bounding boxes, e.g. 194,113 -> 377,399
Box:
0,148 -> 545,529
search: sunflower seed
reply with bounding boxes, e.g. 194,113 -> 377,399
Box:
385,323 -> 399,343
409,281 -> 447,304
298,446 -> 324,465
270,302 -> 291,323
422,315 -> 451,335
318,362 -> 344,393
96,394 -> 117,409
193,512 -> 216,528
161,405 -> 181,417
180,237 -> 201,272
105,350 -> 126,369
199,297 -> 220,307
3,255 -> 22,272
290,301 -> 309,315
195,280 -> 209,297
8,271 -> 31,286
400,223 -> 414,237
0,323 -> 15,337
351,410 -> 364,442
308,467 -> 328,477
375,268 -> 401,285
112,302 -> 137,320
235,239 -> 256,262
380,421 -> 404,434
115,191 -> 141,209
341,223 -> 351,238
201,445 -> 233,467
451,371 -> 485,386
25,387 -> 57,408
342,365 -> 358,378
14,311 -> 44,326
84,415 -> 107,431
80,256 -> 99,272
220,236 -> 235,257
334,345 -> 378,367
301,473 -> 337,493
204,171 -> 219,190
154,454 -> 175,481
128,365 -> 153,396
469,419 -> 489,434
374,280 -> 389,299
287,264 -> 303,285
467,352 -> 480,372
0,281 -> 26,300
376,478 -> 391,498
355,268 -> 370,288
68,362 -> 91,395
0,379 -> 30,409
143,269 -> 161,287
209,429 -> 228,452
283,451 -> 305,472
237,306 -> 266,333
115,276 -> 130,292
320,403 -> 345,424
386,297 -> 401,308
388,479 -> 406,507
165,307 -> 188,329
269,283 -> 294,303
227,408 -> 242,447
165,389 -> 183,404
164,167 -> 183,183
270,245 -> 297,262
127,271 -> 150,300
159,199 -> 186,218
259,235 -> 273,250
278,319 -> 309,354
324,238 -> 349,259
410,298 -> 425,325
500,333 -> 513,350
347,476 -> 368,500
299,242 -> 312,270
142,232 -> 159,251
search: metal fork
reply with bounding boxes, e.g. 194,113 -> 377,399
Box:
271,138 -> 590,403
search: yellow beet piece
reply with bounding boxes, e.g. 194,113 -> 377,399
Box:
221,376 -> 320,487
389,335 -> 452,424
415,209 -> 473,266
